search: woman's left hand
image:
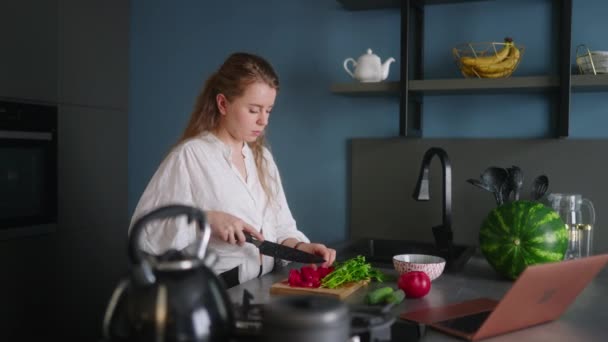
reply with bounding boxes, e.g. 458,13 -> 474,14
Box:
296,243 -> 336,268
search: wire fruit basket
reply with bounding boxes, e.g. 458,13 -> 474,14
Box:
576,44 -> 608,75
452,38 -> 524,79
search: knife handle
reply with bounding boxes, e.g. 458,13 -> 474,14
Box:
243,232 -> 264,248
244,232 -> 253,242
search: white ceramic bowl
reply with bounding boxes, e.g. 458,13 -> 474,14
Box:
393,254 -> 446,281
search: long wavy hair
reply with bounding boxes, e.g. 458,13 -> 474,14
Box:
176,52 -> 280,203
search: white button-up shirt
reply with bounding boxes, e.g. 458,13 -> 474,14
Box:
130,132 -> 309,283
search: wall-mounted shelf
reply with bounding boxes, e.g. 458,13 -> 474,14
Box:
331,75 -> 608,95
332,76 -> 563,96
572,74 -> 608,92
337,0 -> 490,11
331,82 -> 400,95
335,0 -> 574,138
409,76 -> 560,94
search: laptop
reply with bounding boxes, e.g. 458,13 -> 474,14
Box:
401,254 -> 608,341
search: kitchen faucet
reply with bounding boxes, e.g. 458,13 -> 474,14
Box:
412,147 -> 453,251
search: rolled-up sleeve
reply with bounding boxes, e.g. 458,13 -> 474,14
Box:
130,146 -> 200,255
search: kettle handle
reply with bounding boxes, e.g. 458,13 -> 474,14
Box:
102,279 -> 129,339
129,204 -> 209,284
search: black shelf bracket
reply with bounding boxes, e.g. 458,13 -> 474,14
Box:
400,0 -> 424,137
557,0 -> 572,138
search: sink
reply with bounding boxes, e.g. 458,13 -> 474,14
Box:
340,239 -> 477,272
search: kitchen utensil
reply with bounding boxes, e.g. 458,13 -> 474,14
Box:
499,172 -> 512,202
481,167 -> 508,205
393,254 -> 446,281
234,291 -> 407,342
103,205 -> 234,342
532,175 -> 549,200
244,232 -> 326,264
262,295 -> 350,342
507,166 -> 524,201
467,178 -> 502,207
546,193 -> 596,259
500,181 -> 512,204
466,178 -> 493,192
343,49 -> 396,83
269,278 -> 369,299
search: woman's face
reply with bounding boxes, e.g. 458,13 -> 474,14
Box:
217,82 -> 276,144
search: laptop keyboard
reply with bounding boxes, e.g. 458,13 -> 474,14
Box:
434,310 -> 492,334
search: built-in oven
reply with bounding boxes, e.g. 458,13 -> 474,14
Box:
0,100 -> 57,239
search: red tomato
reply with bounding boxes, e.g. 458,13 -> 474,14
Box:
397,271 -> 431,298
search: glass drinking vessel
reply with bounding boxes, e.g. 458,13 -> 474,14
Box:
546,193 -> 596,259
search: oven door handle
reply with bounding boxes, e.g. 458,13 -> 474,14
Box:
0,130 -> 53,141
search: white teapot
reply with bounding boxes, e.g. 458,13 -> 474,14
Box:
343,49 -> 396,82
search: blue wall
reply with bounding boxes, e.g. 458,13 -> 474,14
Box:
423,0 -> 608,137
129,0 -> 608,244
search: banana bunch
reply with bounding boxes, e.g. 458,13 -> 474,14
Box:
456,38 -> 521,79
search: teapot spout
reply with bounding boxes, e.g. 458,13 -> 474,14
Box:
381,57 -> 396,80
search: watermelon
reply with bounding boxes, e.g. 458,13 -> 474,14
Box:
479,200 -> 567,280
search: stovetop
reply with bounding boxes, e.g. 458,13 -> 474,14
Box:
231,290 -> 422,342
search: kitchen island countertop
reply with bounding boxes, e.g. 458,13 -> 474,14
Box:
227,248 -> 608,342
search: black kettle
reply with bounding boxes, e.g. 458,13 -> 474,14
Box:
102,204 -> 234,342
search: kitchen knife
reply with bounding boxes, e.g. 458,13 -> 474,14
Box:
244,233 -> 326,264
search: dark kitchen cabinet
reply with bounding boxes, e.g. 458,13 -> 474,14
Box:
334,0 -> 608,138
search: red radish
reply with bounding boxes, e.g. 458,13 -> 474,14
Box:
287,265 -> 335,288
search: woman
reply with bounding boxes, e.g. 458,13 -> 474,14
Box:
130,52 -> 336,287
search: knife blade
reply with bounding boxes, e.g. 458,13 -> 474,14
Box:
244,233 -> 326,264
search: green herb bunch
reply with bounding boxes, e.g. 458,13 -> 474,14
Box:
321,255 -> 385,289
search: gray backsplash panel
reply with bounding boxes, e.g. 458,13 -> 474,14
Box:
350,138 -> 608,254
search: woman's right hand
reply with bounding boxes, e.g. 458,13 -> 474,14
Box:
205,211 -> 264,246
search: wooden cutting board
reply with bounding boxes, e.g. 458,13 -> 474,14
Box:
269,279 -> 369,300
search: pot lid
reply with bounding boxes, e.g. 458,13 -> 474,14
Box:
263,295 -> 349,329
358,48 -> 380,63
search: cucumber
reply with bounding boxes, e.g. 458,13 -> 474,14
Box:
366,286 -> 394,305
384,289 -> 405,304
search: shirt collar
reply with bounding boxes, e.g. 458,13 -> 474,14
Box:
201,131 -> 251,160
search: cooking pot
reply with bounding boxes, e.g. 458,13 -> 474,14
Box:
102,204 -> 234,342
262,295 -> 350,342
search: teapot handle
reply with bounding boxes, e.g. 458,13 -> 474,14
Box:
343,58 -> 356,78
128,204 -> 209,285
